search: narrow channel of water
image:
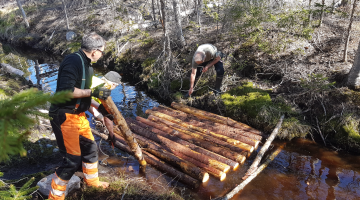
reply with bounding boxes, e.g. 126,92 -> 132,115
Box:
20,52 -> 360,200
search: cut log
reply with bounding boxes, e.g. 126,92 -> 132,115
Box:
93,130 -> 200,189
128,118 -> 239,171
145,114 -> 249,156
171,150 -> 226,181
126,120 -> 231,173
154,106 -> 260,147
116,123 -> 209,183
171,102 -> 264,137
243,115 -> 285,179
136,116 -> 246,164
145,109 -> 254,152
213,144 -> 285,200
158,105 -> 262,141
100,97 -> 146,166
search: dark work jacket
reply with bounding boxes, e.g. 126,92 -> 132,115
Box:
50,50 -> 93,113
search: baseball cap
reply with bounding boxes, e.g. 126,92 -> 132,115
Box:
104,71 -> 122,84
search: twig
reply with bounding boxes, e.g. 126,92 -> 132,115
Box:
315,116 -> 326,146
243,115 -> 284,179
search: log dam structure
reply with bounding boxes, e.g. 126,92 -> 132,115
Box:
94,102 -> 267,189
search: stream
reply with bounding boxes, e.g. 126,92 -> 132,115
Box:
7,48 -> 360,200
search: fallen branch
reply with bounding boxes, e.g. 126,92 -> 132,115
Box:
213,144 -> 285,200
243,115 -> 284,179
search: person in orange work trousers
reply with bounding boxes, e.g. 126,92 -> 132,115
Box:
48,32 -> 117,200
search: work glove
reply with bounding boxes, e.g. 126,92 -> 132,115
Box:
92,85 -> 111,100
97,104 -> 114,121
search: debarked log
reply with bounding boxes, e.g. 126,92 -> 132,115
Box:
145,109 -> 254,153
126,120 -> 231,173
153,106 -> 260,147
108,133 -> 200,188
136,116 -> 247,164
171,102 -> 264,137
144,114 -> 249,156
171,150 -> 226,181
120,120 -> 209,183
158,105 -> 262,142
129,117 -> 240,171
100,97 -> 146,166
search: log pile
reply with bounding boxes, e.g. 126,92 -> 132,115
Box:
109,102 -> 263,188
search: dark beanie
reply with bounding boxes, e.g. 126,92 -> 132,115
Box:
104,71 -> 122,84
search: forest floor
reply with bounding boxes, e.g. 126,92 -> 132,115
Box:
1,0 -> 360,199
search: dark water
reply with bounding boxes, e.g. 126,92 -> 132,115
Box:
22,54 -> 360,200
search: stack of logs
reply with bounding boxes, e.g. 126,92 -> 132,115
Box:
112,102 -> 264,189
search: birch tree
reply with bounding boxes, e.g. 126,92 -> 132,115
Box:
196,0 -> 202,33
62,0 -> 70,30
173,0 -> 186,48
347,40 -> 360,90
319,0 -> 325,27
308,0 -> 312,27
16,0 -> 30,28
152,0 -> 157,28
343,0 -> 358,62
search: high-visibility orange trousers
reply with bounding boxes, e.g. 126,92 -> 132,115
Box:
49,111 -> 100,200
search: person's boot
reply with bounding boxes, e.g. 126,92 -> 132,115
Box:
214,76 -> 223,96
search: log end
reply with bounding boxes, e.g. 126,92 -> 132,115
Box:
236,155 -> 246,165
139,159 -> 147,166
254,141 -> 260,150
223,165 -> 231,173
202,172 -> 210,183
249,146 -> 255,153
219,172 -> 226,182
232,162 -> 240,171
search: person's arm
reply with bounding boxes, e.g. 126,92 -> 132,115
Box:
73,88 -> 92,98
189,67 -> 197,96
202,56 -> 221,73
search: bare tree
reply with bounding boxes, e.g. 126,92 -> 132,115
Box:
308,0 -> 312,27
16,0 -> 30,28
173,0 -> 186,48
62,0 -> 70,30
347,39 -> 360,90
152,0 -> 157,28
196,0 -> 202,33
319,0 -> 325,27
343,0 -> 358,62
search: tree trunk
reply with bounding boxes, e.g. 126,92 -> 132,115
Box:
146,114 -> 249,155
146,109 -> 255,152
126,119 -> 231,173
99,97 -> 146,166
152,0 -> 157,28
196,0 -> 202,33
61,0 -> 70,30
154,106 -> 261,146
343,0 -> 358,62
98,131 -> 200,188
173,0 -> 186,47
171,102 -> 264,137
120,122 -> 209,183
347,40 -> 360,90
319,0 -> 325,27
135,116 -> 247,164
308,0 -> 312,27
243,115 -> 284,178
16,0 -> 30,28
128,118 -> 240,170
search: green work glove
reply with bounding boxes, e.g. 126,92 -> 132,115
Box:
91,85 -> 111,100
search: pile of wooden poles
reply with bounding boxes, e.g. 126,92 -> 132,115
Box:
111,102 -> 264,188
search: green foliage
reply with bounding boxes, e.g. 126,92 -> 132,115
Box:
0,177 -> 39,200
0,88 -> 72,162
300,74 -> 335,92
68,41 -> 81,53
222,82 -> 309,139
